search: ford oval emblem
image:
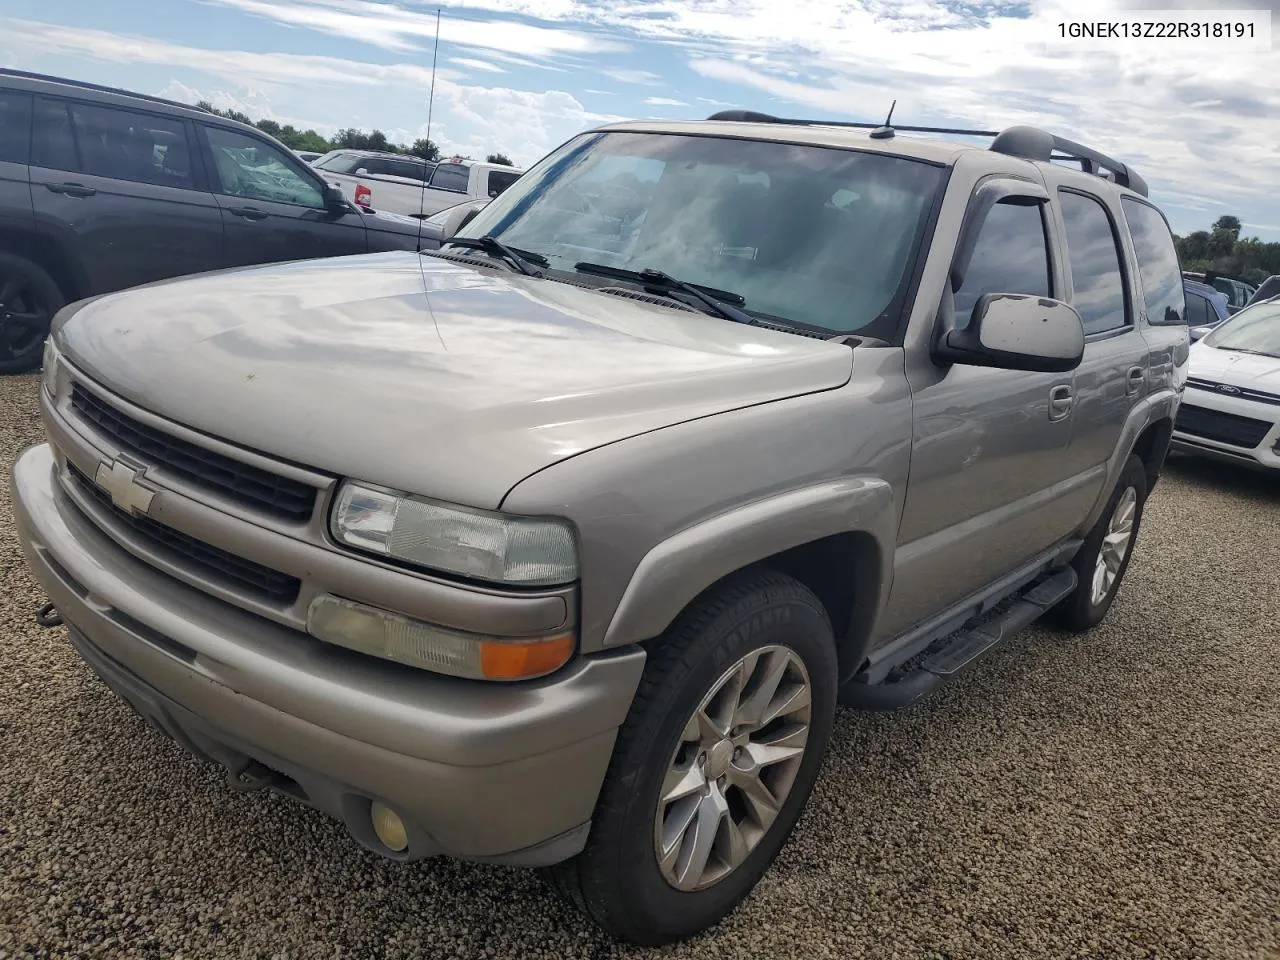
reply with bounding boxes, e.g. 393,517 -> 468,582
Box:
1217,384 -> 1242,395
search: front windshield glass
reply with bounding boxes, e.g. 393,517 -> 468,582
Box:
1203,300 -> 1280,357
455,131 -> 945,335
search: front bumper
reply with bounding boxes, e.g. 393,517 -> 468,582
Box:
13,442 -> 645,866
1171,389 -> 1280,472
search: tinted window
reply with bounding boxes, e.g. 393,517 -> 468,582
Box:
66,102 -> 193,189
462,131 -> 946,336
0,91 -> 32,164
31,98 -> 78,172
316,153 -> 362,174
487,169 -> 520,197
1122,198 -> 1184,325
954,200 -> 1051,320
387,159 -> 428,181
431,163 -> 470,192
1059,192 -> 1128,335
204,126 -> 324,208
1184,292 -> 1210,326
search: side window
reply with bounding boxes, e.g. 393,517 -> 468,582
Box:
430,163 -> 470,193
66,102 -> 193,190
204,126 -> 324,208
0,91 -> 33,164
357,158 -> 387,176
1122,198 -> 1185,325
389,159 -> 428,182
1059,192 -> 1128,335
1184,293 -> 1209,326
317,153 -> 361,174
954,199 -> 1052,321
487,169 -> 520,197
31,98 -> 78,172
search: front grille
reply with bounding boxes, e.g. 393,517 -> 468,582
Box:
1187,377 -> 1280,407
1175,403 -> 1273,449
68,463 -> 301,604
70,384 -> 317,522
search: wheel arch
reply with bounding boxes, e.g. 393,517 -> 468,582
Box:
0,228 -> 86,303
602,477 -> 896,685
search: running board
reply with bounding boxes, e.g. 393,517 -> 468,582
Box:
838,567 -> 1078,712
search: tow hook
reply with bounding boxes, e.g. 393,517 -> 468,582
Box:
36,601 -> 63,628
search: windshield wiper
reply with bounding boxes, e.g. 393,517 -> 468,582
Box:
574,261 -> 756,326
444,236 -> 548,277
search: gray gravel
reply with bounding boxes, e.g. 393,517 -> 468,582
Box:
1,371 -> 1277,960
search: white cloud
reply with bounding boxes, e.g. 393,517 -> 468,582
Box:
203,0 -> 627,57
599,67 -> 663,86
451,57 -> 507,74
643,96 -> 688,107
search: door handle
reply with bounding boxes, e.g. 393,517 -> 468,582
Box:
46,181 -> 97,198
227,206 -> 269,221
1126,365 -> 1145,396
1048,385 -> 1073,421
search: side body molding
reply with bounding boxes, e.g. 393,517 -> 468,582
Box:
602,476 -> 897,649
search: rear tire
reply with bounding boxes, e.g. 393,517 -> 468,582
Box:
0,254 -> 64,375
1050,454 -> 1148,632
545,568 -> 838,946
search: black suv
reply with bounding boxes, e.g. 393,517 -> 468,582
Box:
0,70 -> 425,373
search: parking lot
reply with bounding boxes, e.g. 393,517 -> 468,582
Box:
0,370 -> 1276,960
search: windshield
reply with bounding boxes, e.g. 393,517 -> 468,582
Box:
455,131 -> 945,335
1203,300 -> 1280,357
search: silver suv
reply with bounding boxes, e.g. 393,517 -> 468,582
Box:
14,111 -> 1189,945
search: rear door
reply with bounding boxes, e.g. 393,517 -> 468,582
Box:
198,124 -> 367,267
29,96 -> 223,295
1047,179 -> 1153,487
1121,198 -> 1188,400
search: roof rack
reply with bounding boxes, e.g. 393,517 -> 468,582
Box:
0,67 -> 220,116
704,109 -> 1148,197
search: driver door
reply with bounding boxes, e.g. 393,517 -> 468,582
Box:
197,124 -> 367,268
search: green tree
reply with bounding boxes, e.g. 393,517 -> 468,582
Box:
410,138 -> 440,161
486,152 -> 513,166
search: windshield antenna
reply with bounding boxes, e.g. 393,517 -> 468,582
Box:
416,6 -> 442,253
870,99 -> 896,139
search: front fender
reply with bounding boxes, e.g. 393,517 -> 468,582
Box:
602,476 -> 896,649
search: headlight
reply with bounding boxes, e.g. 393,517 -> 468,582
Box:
307,594 -> 575,680
41,339 -> 60,397
331,481 -> 578,586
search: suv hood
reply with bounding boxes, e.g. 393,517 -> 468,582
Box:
55,252 -> 853,508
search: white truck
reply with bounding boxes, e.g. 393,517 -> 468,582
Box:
313,151 -> 523,218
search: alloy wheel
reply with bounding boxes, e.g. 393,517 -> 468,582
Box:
653,645 -> 813,892
1091,486 -> 1137,606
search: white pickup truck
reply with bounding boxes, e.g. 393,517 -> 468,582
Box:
312,151 -> 524,218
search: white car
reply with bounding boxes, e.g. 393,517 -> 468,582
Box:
1172,297 -> 1280,471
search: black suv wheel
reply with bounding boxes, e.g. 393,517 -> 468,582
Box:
0,254 -> 64,375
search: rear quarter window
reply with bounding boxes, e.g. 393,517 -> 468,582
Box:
430,163 -> 470,193
1122,198 -> 1185,326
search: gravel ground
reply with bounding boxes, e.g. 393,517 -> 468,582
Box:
0,371 -> 1277,960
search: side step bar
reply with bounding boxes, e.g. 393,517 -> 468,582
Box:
838,566 -> 1078,712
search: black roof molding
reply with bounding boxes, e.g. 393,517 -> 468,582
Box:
703,110 -> 1148,197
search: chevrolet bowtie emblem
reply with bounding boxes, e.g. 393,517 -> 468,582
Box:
94,458 -> 156,516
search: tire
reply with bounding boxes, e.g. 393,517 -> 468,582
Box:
545,568 -> 838,946
1050,454 -> 1148,632
0,254 -> 65,375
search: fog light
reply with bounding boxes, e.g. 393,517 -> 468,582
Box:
307,594 -> 575,681
370,801 -> 408,852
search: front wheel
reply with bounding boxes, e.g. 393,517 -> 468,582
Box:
1050,454 -> 1148,632
546,568 -> 838,946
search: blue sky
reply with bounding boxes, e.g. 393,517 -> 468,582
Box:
2,0 -> 1278,239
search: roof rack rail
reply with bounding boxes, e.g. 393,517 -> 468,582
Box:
0,67 -> 221,116
704,110 -> 1148,197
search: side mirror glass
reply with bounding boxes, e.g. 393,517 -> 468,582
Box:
934,292 -> 1085,373
355,167 -> 369,176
